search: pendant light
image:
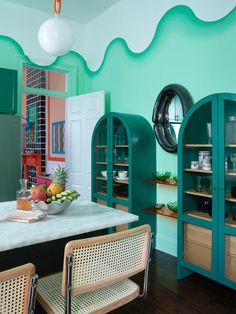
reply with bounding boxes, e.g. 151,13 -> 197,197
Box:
38,0 -> 74,56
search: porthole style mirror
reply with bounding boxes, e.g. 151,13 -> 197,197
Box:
152,84 -> 193,153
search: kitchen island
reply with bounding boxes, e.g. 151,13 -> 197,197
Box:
0,200 -> 139,275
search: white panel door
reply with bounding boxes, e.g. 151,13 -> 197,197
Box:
65,91 -> 105,201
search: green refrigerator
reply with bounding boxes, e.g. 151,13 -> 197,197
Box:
0,115 -> 21,201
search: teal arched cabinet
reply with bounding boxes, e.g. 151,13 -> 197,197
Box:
91,112 -> 156,235
177,93 -> 236,290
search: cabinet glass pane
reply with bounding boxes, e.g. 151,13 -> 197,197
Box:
93,119 -> 108,196
182,102 -> 212,221
184,223 -> 212,271
112,117 -> 129,200
224,99 -> 236,228
225,234 -> 236,282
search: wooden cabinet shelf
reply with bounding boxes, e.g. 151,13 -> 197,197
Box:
145,179 -> 177,187
184,190 -> 212,198
185,210 -> 212,221
96,176 -> 107,181
114,163 -> 129,166
184,144 -> 212,148
144,207 -> 177,219
114,145 -> 128,148
96,161 -> 107,165
96,145 -> 107,148
115,196 -> 129,201
184,168 -> 212,174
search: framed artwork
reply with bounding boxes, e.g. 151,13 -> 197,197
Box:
52,120 -> 65,154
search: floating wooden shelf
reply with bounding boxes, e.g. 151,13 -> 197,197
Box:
184,168 -> 212,174
144,207 -> 177,219
185,210 -> 212,221
184,144 -> 212,148
96,161 -> 107,165
144,179 -> 177,187
184,190 -> 212,198
96,145 -> 107,148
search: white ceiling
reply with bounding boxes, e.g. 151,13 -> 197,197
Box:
5,0 -> 120,24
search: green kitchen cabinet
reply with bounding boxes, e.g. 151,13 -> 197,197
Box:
91,112 -> 156,235
177,93 -> 236,290
0,115 -> 21,201
0,68 -> 17,114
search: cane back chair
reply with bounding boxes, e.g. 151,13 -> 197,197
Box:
37,224 -> 152,314
0,263 -> 38,314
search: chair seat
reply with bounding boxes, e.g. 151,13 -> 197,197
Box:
37,272 -> 140,314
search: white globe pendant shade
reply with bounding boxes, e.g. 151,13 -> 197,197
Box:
38,15 -> 74,56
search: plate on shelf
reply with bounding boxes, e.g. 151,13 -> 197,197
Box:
115,176 -> 128,181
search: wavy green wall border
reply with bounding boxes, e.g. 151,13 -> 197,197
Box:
78,5 -> 236,75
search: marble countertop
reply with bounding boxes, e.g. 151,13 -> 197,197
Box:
0,200 -> 139,252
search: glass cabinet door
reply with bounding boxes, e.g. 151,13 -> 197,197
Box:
111,117 -> 129,201
221,95 -> 236,287
180,98 -> 217,278
93,118 -> 108,199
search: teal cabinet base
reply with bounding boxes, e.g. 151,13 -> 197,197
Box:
177,264 -> 193,280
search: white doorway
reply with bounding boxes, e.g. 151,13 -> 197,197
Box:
65,91 -> 105,201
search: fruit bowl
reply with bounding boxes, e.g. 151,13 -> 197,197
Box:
167,201 -> 178,213
152,171 -> 171,181
33,199 -> 72,215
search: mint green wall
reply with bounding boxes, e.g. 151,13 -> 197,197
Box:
73,6 -> 236,255
1,6 -> 236,255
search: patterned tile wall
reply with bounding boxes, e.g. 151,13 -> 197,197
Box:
24,66 -> 47,186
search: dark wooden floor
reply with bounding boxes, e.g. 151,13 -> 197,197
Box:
36,250 -> 236,314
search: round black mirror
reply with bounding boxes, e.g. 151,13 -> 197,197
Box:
152,84 -> 193,153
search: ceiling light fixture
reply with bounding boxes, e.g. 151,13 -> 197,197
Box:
38,0 -> 74,56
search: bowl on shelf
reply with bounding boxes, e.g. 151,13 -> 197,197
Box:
154,203 -> 165,210
101,170 -> 107,178
152,171 -> 171,181
167,201 -> 178,213
33,199 -> 72,215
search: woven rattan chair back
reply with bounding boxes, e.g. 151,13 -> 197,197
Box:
62,224 -> 151,297
0,263 -> 37,314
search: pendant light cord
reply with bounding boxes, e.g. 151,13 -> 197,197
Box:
54,0 -> 62,15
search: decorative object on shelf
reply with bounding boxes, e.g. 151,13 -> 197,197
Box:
206,122 -> 212,144
152,170 -> 171,181
38,0 -> 74,56
191,161 -> 199,169
167,201 -> 178,213
230,153 -> 236,172
152,84 -> 193,153
154,203 -> 165,210
225,116 -> 236,144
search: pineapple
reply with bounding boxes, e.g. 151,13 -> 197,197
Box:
47,166 -> 69,196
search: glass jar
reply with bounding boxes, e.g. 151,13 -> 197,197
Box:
16,179 -> 32,210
